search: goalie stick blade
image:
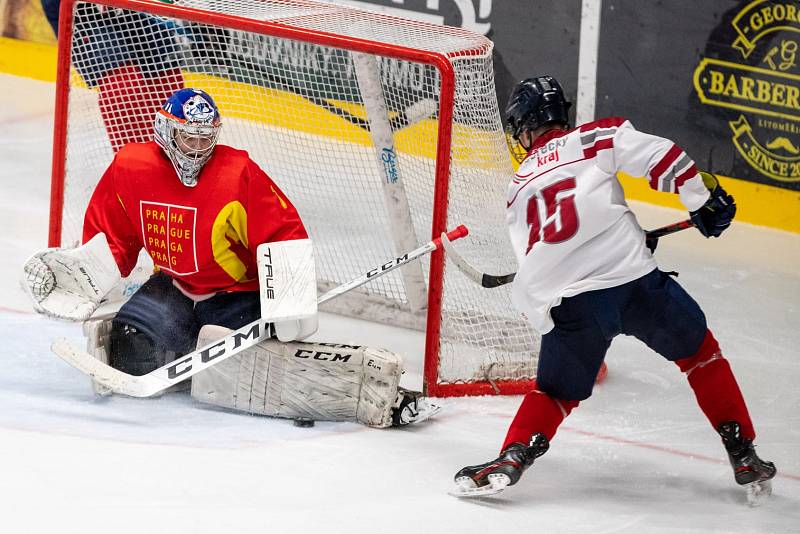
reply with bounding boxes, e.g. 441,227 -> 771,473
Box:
51,338 -> 162,397
51,317 -> 274,398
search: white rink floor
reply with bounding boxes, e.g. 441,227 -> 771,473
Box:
0,74 -> 798,534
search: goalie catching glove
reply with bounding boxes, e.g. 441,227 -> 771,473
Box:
21,233 -> 121,321
690,172 -> 736,238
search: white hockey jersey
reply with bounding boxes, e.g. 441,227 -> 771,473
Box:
507,117 -> 710,334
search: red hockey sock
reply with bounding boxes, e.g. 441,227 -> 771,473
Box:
98,65 -> 184,152
502,384 -> 580,451
674,330 -> 755,440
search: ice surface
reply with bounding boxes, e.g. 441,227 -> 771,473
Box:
0,74 -> 798,533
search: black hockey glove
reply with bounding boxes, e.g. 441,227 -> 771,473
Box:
690,172 -> 736,238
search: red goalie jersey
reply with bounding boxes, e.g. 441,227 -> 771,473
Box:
83,142 -> 308,296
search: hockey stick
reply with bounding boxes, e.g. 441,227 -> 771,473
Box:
442,219 -> 694,289
642,218 -> 694,239
51,225 -> 469,398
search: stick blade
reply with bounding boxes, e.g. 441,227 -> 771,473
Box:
439,231 -> 483,284
440,231 -> 515,288
481,272 -> 515,288
51,338 -> 155,397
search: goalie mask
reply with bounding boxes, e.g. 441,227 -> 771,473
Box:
154,88 -> 222,187
505,76 -> 572,163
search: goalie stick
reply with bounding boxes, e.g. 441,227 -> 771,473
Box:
441,219 -> 694,289
51,225 -> 469,398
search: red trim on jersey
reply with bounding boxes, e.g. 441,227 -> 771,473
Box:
649,144 -> 682,189
509,118 -> 622,205
509,144 -> 615,207
582,137 -> 614,159
674,164 -> 699,190
579,116 -> 626,132
528,126 -> 572,151
509,153 -> 594,207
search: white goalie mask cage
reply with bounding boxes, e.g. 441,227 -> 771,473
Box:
153,88 -> 222,187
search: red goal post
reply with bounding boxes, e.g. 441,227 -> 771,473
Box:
48,0 -> 540,397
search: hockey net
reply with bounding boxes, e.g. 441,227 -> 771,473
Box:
49,0 -> 539,396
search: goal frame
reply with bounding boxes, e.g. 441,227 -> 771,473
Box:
48,0 -> 537,397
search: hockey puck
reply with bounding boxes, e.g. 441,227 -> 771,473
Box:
294,418 -> 315,428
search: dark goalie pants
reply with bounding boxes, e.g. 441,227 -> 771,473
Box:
110,273 -> 260,375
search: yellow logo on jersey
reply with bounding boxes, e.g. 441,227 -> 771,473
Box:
270,185 -> 288,209
211,200 -> 253,282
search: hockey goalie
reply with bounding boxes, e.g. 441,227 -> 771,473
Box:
22,87 -> 439,429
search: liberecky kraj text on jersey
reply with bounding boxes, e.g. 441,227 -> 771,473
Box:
506,117 -> 710,334
82,142 -> 307,296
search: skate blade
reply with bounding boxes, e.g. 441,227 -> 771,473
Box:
417,403 -> 442,423
745,479 -> 772,507
448,474 -> 510,498
406,403 -> 443,425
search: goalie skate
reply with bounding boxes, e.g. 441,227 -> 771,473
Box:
391,388 -> 442,426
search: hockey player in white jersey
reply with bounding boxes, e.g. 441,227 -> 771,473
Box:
451,76 -> 775,503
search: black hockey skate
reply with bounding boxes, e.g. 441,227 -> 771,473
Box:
718,421 -> 776,506
449,434 -> 549,498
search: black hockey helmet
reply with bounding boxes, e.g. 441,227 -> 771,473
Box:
505,76 -> 572,161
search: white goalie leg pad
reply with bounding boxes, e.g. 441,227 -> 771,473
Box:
190,325 -> 403,427
22,233 -> 121,321
257,239 -> 318,342
83,315 -> 115,396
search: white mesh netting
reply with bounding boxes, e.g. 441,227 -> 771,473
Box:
55,0 -> 539,392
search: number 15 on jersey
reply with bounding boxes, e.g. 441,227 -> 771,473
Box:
526,177 -> 579,254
